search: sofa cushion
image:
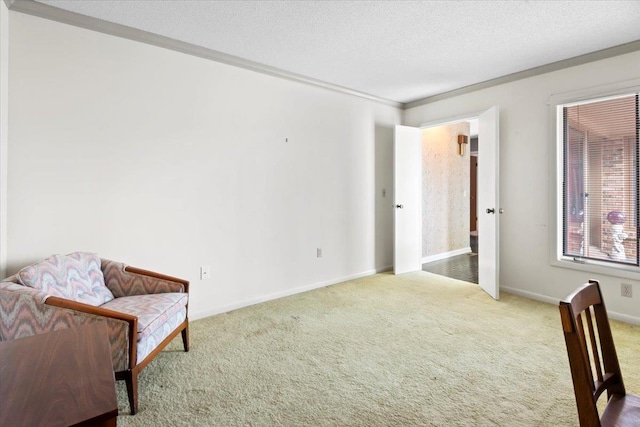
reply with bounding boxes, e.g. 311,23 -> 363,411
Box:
136,309 -> 187,364
17,252 -> 114,306
100,292 -> 188,342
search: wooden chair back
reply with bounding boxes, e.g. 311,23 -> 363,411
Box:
559,280 -> 626,426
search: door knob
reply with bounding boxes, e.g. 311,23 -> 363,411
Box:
486,208 -> 495,214
395,204 -> 404,209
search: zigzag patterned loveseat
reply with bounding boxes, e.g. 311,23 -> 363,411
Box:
0,252 -> 189,415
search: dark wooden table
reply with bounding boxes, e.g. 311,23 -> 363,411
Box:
0,323 -> 118,427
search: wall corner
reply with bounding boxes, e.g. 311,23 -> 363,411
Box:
0,0 -> 9,279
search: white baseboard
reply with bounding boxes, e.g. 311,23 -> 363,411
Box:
422,247 -> 471,264
501,286 -> 561,305
501,286 -> 640,326
376,264 -> 393,273
190,266 -> 390,321
608,311 -> 640,326
190,268 -> 640,326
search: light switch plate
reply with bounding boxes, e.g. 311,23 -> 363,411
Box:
201,266 -> 211,280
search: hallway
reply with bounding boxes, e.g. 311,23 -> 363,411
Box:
422,235 -> 478,284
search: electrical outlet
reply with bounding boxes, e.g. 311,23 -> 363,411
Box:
317,248 -> 322,258
621,283 -> 633,298
200,266 -> 211,280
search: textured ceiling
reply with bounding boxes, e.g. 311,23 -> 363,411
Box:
31,0 -> 640,104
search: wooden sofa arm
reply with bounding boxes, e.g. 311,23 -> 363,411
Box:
101,259 -> 189,298
46,297 -> 138,370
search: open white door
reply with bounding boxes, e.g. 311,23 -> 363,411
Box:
393,125 -> 422,274
477,106 -> 500,299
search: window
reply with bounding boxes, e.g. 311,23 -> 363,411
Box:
560,93 -> 639,268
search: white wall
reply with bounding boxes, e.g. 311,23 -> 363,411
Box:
404,50 -> 640,323
0,0 -> 7,280
422,123 -> 470,258
7,12 -> 400,320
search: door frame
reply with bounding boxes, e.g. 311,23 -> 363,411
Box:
470,153 -> 478,233
418,110 -> 487,134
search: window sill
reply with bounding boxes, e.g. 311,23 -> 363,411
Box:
551,257 -> 640,281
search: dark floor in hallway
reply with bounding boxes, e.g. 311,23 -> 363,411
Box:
422,235 -> 478,284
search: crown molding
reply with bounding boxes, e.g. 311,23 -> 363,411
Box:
403,39 -> 640,110
7,0 -> 640,112
6,0 -> 403,109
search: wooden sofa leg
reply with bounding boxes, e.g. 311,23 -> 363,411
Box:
124,371 -> 139,415
182,323 -> 190,352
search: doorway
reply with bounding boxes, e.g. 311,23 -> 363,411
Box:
393,106 -> 500,299
470,138 -> 478,234
421,121 -> 479,284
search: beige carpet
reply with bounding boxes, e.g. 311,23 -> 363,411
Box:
116,271 -> 640,426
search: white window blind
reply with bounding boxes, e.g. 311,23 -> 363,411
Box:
562,93 -> 639,266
